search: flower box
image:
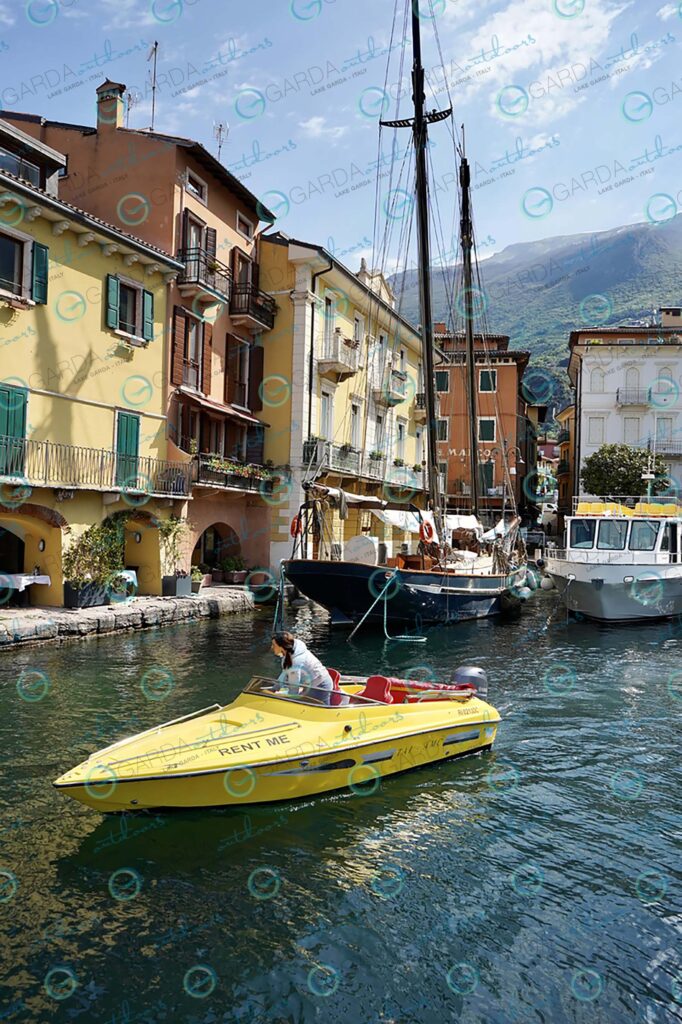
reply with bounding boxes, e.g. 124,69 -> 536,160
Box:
223,570 -> 248,584
64,582 -> 110,609
162,575 -> 192,598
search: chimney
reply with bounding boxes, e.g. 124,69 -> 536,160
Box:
433,322 -> 447,334
660,306 -> 682,327
96,80 -> 126,130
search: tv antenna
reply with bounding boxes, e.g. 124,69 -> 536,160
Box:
123,89 -> 137,129
147,41 -> 159,131
213,121 -> 228,161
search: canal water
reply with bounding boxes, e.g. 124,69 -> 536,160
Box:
0,595 -> 680,1024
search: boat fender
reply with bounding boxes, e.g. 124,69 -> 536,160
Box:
453,666 -> 488,697
540,576 -> 554,591
290,515 -> 303,537
535,558 -> 546,569
525,569 -> 540,591
419,521 -> 434,542
516,586 -> 532,601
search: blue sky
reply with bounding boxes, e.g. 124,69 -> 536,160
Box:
1,0 -> 681,270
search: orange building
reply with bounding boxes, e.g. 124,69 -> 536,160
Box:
2,80 -> 278,572
432,324 -> 531,517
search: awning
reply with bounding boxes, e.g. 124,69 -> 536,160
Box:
176,387 -> 266,426
372,510 -> 483,536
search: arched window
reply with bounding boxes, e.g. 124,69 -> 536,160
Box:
590,367 -> 605,393
625,366 -> 639,391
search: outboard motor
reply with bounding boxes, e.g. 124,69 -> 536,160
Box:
453,665 -> 488,698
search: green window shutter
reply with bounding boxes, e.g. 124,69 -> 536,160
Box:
31,242 -> 49,304
142,290 -> 154,341
106,275 -> 120,330
115,411 -> 140,487
0,385 -> 27,439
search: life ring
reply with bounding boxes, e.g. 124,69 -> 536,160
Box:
419,521 -> 434,543
290,515 -> 303,538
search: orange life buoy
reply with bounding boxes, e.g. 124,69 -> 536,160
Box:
419,521 -> 434,543
290,515 -> 303,538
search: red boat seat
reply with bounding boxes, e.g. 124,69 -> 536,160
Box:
327,668 -> 344,707
358,675 -> 393,704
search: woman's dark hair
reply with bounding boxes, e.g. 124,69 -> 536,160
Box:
272,631 -> 296,669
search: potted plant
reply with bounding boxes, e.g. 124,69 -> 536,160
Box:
158,515 -> 191,597
393,457 -> 405,468
413,463 -> 423,473
211,562 -> 224,583
63,518 -> 126,608
198,562 -> 212,588
191,565 -> 204,594
221,555 -> 247,584
339,442 -> 353,453
369,450 -> 383,461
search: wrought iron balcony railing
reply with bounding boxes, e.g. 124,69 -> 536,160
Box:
177,247 -> 232,301
194,453 -> 273,493
557,459 -> 570,475
616,388 -> 650,406
230,282 -> 277,330
0,435 -> 191,497
557,429 -> 571,443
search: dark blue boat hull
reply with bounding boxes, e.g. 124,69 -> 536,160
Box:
283,560 -> 525,627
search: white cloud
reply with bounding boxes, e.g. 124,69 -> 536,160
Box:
298,115 -> 348,140
0,2 -> 15,26
656,3 -> 678,19
100,0 -> 156,30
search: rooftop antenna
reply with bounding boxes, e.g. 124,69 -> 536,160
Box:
213,121 -> 228,161
147,41 -> 159,131
123,89 -> 137,129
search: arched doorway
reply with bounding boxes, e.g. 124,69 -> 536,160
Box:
0,504 -> 67,607
191,522 -> 241,569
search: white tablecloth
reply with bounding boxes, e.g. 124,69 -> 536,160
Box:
0,574 -> 51,592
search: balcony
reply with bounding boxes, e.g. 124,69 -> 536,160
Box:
650,439 -> 682,457
230,282 -> 276,332
177,248 -> 232,304
557,429 -> 570,443
302,440 -> 361,476
318,330 -> 360,381
557,459 -> 570,475
363,455 -> 386,480
373,368 -> 408,407
193,454 -> 273,494
0,435 -> 191,497
616,388 -> 650,406
414,392 -> 440,422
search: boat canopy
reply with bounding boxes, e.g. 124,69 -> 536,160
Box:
372,509 -> 483,536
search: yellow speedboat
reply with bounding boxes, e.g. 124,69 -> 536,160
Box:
54,670 -> 500,812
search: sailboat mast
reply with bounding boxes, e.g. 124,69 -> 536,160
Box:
409,7 -> 443,537
460,155 -> 480,521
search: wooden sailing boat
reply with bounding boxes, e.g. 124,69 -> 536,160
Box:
282,3 -> 528,628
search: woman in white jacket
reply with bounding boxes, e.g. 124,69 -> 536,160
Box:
271,632 -> 334,706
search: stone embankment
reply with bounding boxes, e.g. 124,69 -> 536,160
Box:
0,589 -> 255,649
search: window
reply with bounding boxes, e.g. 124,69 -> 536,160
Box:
625,366 -> 639,390
0,382 -> 27,476
184,318 -> 201,389
106,275 -> 154,342
570,519 -> 596,549
115,411 -> 140,487
399,348 -> 406,373
415,428 -> 423,465
354,315 -> 363,344
656,417 -> 673,441
320,390 -> 333,439
597,520 -> 628,550
588,416 -> 605,445
375,414 -> 384,448
0,233 -> 22,296
0,147 -> 40,187
480,369 -> 497,392
435,370 -> 449,393
236,212 -> 254,240
590,368 -> 605,393
478,418 -> 496,442
439,461 -> 448,490
629,520 -> 660,551
623,417 -> 640,444
350,403 -> 360,449
397,421 -> 405,459
234,342 -> 250,407
186,169 -> 207,203
437,418 -> 448,441
324,295 -> 334,351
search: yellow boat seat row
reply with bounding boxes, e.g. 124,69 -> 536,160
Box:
576,501 -> 681,517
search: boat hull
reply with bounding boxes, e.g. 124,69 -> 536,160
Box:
546,558 -> 682,621
284,559 -> 525,626
54,687 -> 499,812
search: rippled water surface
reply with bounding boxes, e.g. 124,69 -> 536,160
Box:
1,595 -> 680,1023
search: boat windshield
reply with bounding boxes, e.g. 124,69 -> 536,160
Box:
570,519 -> 596,549
629,520 -> 660,551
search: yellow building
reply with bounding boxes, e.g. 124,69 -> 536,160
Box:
260,234 -> 426,570
556,403 -> 576,521
0,118 -> 187,606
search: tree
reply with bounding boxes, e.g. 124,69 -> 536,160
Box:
581,444 -> 670,497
